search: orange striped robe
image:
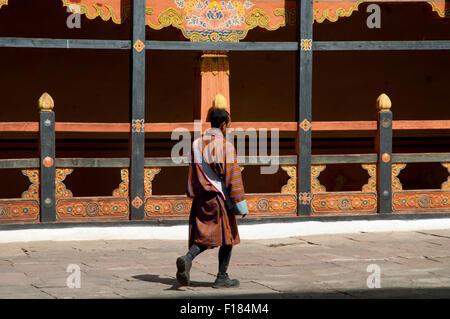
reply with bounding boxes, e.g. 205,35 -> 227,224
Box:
187,128 -> 246,248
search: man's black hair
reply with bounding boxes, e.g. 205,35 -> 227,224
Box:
209,108 -> 230,128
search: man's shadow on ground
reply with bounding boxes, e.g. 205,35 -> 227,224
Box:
133,274 -> 212,290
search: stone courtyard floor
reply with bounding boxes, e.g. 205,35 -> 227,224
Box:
1,228 -> 450,299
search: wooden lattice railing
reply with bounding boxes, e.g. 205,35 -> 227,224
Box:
0,93 -> 449,224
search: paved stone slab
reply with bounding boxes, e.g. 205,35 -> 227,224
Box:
2,229 -> 450,298
0,286 -> 55,299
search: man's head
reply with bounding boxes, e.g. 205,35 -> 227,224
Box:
209,108 -> 230,135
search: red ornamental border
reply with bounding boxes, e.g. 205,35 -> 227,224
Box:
393,190 -> 450,212
0,199 -> 40,223
144,194 -> 298,218
311,192 -> 378,214
246,194 -> 297,215
56,197 -> 129,221
144,196 -> 192,217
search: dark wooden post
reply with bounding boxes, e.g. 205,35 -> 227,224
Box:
130,0 -> 146,220
38,93 -> 56,222
297,0 -> 314,216
376,93 -> 393,213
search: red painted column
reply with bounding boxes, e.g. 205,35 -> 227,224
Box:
195,51 -> 230,123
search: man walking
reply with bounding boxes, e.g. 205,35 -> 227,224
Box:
176,108 -> 248,288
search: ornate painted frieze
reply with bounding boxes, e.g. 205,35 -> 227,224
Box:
280,164 -> 378,214
280,165 -> 296,194
280,165 -> 326,194
361,164 -> 376,193
0,1 -> 440,32
0,199 -> 40,223
145,196 -> 192,217
56,198 -> 129,220
311,192 -> 377,214
392,162 -> 450,212
22,168 -> 73,199
311,165 -> 326,193
112,168 -> 129,197
148,1 -> 289,42
246,194 -> 297,215
392,191 -> 450,212
144,168 -> 162,196
53,1 -> 450,42
21,169 -> 40,199
144,194 -> 297,217
392,163 -> 407,191
56,168 -> 74,198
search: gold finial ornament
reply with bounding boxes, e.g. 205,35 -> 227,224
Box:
213,94 -> 228,110
38,93 -> 54,112
376,93 -> 392,112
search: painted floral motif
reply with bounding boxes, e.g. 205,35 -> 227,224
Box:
175,0 -> 254,31
132,196 -> 144,209
161,0 -> 280,41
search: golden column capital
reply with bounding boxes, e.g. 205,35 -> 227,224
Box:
200,51 -> 230,76
38,92 -> 54,112
376,93 -> 392,112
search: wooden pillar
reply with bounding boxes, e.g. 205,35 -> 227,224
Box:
297,0 -> 314,216
195,51 -> 230,123
130,0 -> 146,220
38,93 -> 56,222
376,93 -> 393,214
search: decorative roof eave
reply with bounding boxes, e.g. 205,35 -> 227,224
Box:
145,4 -> 290,42
314,1 -> 363,23
0,0 -> 8,10
428,0 -> 449,17
62,0 -> 130,24
0,1 -> 448,42
60,1 -> 450,25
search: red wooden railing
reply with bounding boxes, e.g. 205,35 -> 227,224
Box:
1,120 -> 450,133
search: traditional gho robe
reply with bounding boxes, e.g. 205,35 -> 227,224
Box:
187,128 -> 247,248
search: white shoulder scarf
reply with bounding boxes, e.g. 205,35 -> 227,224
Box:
192,137 -> 233,210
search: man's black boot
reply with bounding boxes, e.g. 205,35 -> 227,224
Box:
212,273 -> 240,288
176,255 -> 192,286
